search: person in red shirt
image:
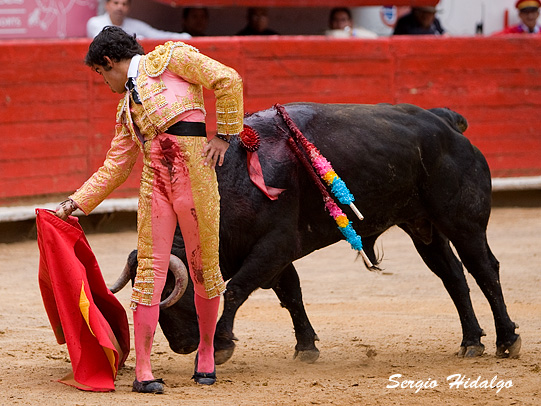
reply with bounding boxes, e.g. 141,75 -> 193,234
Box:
495,0 -> 541,34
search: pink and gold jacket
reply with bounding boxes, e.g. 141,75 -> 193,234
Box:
70,41 -> 244,214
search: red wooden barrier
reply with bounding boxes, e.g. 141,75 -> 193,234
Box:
1,36 -> 540,206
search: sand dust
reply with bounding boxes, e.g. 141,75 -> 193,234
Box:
0,207 -> 539,405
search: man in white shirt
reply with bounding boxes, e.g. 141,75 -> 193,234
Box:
325,7 -> 378,38
87,0 -> 191,39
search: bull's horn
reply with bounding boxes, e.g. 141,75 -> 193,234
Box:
160,254 -> 189,309
109,260 -> 132,293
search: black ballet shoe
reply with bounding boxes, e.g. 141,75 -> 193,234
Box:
132,378 -> 165,393
192,353 -> 216,385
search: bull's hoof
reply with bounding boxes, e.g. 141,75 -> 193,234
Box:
293,348 -> 320,364
496,335 -> 521,359
214,345 -> 235,365
457,343 -> 485,358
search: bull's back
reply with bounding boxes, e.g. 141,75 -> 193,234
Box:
281,102 -> 492,232
225,102 -> 491,251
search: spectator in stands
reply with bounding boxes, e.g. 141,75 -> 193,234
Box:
393,6 -> 445,35
494,0 -> 541,34
326,7 -> 378,38
236,7 -> 279,35
87,0 -> 191,39
329,7 -> 354,31
182,7 -> 209,37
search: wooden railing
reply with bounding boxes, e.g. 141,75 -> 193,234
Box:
1,35 -> 540,206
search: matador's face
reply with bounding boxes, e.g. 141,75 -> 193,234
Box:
92,58 -> 129,95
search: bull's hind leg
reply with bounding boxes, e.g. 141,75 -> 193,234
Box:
451,234 -> 521,358
272,263 -> 320,363
400,224 -> 486,357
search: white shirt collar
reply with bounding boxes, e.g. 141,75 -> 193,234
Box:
128,54 -> 142,79
125,54 -> 142,91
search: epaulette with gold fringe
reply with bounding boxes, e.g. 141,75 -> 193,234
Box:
144,41 -> 200,77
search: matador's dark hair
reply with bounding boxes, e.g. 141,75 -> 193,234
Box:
85,26 -> 144,69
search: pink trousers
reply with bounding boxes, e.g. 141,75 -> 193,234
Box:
131,133 -> 226,308
131,133 -> 225,380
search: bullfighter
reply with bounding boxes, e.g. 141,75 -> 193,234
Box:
55,26 -> 243,392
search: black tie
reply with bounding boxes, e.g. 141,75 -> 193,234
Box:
127,78 -> 142,104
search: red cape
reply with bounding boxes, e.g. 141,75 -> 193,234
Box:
36,209 -> 130,392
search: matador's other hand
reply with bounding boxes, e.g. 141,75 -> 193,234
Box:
202,135 -> 230,169
55,199 -> 77,220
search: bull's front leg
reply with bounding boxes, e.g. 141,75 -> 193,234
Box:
214,249 -> 275,365
214,247 -> 300,365
214,227 -> 303,365
214,276 -> 258,365
272,263 -> 320,363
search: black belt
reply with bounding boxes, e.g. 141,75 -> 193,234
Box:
165,121 -> 206,137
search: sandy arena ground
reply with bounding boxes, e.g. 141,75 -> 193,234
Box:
0,206 -> 539,405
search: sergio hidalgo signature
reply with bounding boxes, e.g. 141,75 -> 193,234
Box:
387,373 -> 513,393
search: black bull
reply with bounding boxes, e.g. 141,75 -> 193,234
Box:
122,102 -> 520,364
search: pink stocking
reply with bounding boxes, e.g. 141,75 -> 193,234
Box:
133,304 -> 160,381
194,294 -> 220,373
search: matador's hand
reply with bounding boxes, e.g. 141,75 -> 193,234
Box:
203,135 -> 230,169
55,199 -> 77,220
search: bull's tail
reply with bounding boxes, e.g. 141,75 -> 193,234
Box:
429,107 -> 468,134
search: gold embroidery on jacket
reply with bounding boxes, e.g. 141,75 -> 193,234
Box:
181,137 -> 225,299
136,41 -> 243,136
131,141 -> 155,308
